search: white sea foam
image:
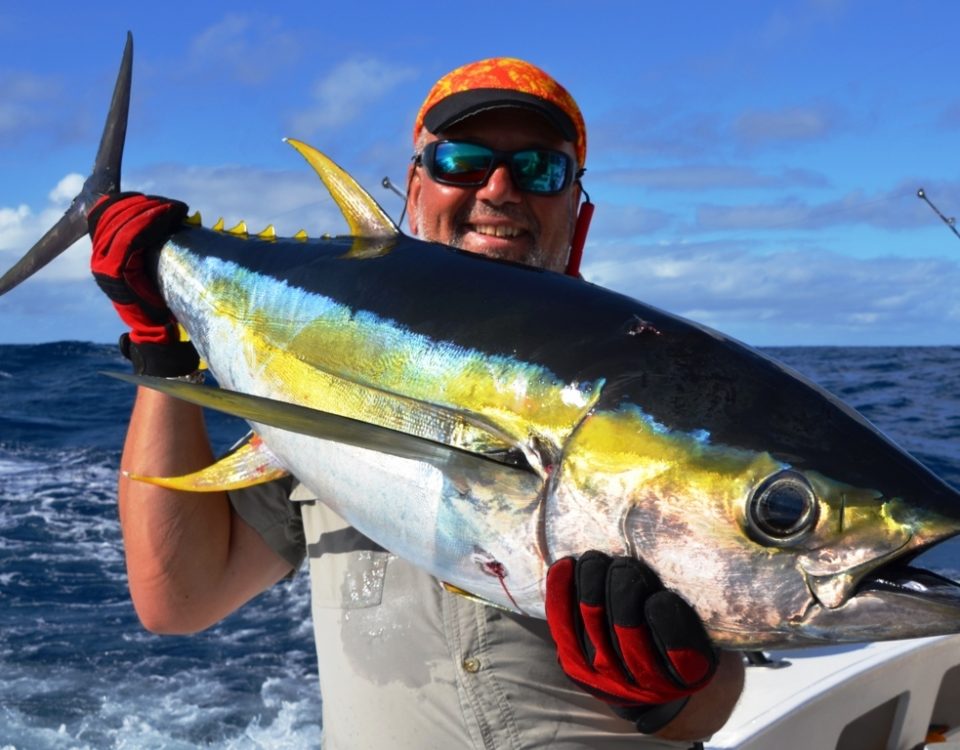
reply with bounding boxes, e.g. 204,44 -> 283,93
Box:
0,652 -> 322,749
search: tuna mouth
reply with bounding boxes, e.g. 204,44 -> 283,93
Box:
856,559 -> 960,609
792,546 -> 960,647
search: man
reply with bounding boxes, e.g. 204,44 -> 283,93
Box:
89,58 -> 744,748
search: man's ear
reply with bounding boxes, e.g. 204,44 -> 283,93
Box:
405,163 -> 421,236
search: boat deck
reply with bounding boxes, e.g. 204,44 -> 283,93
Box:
706,635 -> 960,750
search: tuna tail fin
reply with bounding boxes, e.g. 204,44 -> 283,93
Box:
0,32 -> 133,296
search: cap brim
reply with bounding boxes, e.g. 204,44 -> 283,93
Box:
422,89 -> 577,142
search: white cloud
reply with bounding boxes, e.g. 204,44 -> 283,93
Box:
289,58 -> 417,135
583,242 -> 960,345
49,173 -> 84,204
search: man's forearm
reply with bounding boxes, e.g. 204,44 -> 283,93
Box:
118,387 -> 289,633
657,650 -> 745,741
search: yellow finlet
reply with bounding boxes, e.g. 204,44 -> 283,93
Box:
294,229 -> 308,241
226,220 -> 248,237
126,434 -> 288,492
284,138 -> 399,238
212,217 -> 225,232
185,211 -> 202,226
440,582 -> 513,613
258,224 -> 277,240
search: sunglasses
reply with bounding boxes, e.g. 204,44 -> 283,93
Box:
416,140 -> 578,196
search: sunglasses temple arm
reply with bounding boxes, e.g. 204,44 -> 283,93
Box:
565,197 -> 594,278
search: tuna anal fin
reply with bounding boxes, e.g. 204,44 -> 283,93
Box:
128,432 -> 288,492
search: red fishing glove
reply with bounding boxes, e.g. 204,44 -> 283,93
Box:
546,551 -> 718,734
88,192 -> 199,376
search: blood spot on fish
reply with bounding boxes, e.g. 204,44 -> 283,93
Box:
473,547 -> 520,611
481,559 -> 507,579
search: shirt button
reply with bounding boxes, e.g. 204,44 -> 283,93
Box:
463,657 -> 481,673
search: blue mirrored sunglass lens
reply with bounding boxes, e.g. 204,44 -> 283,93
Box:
512,150 -> 569,193
433,142 -> 492,182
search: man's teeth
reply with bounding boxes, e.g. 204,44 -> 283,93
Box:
474,225 -> 522,238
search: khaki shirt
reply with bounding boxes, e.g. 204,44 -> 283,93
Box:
231,481 -> 690,750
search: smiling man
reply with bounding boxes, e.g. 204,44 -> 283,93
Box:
88,56 -> 743,749
407,59 -> 585,274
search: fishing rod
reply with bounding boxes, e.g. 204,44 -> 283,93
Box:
382,176 -> 406,200
381,176 -> 409,225
917,187 -> 960,241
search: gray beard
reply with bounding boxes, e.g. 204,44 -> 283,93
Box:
414,203 -> 561,272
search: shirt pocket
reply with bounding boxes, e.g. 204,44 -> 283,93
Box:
297,495 -> 389,610
308,543 -> 390,609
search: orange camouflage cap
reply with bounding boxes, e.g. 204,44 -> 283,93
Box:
414,57 -> 587,168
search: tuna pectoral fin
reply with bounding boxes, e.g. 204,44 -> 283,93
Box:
127,433 -> 289,492
103,372 -> 535,476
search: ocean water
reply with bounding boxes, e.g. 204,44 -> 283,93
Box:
0,343 -> 320,748
1,342 -> 959,748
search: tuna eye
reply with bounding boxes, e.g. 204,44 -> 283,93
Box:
747,471 -> 818,545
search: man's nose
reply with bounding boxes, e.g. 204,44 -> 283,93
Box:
476,163 -> 521,204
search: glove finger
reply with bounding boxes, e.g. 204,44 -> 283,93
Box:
605,557 -> 670,689
545,556 -> 593,675
644,589 -> 717,689
578,550 -> 643,682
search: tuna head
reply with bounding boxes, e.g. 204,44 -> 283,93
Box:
547,333 -> 960,651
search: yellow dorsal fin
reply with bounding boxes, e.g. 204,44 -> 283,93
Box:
226,220 -> 248,237
294,229 -> 308,241
185,211 -> 202,226
258,224 -> 277,240
212,217 -> 225,232
284,138 -> 399,238
126,433 -> 288,492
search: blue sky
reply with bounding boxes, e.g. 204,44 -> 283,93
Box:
1,1 -> 958,345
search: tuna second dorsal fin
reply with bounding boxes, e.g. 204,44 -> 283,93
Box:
284,138 -> 399,238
